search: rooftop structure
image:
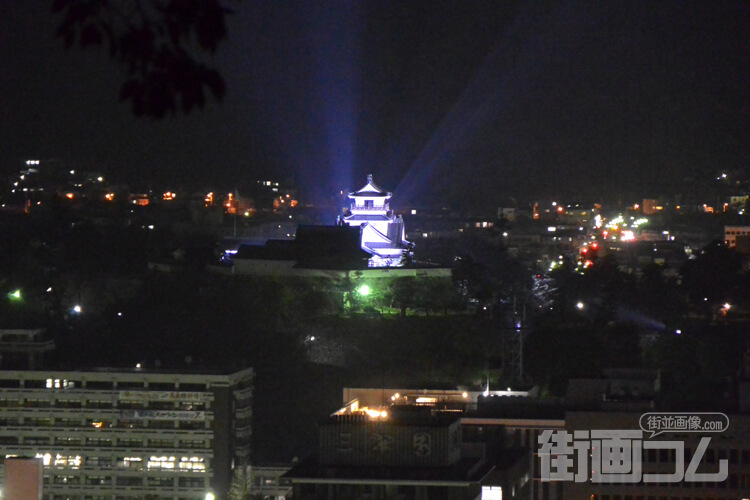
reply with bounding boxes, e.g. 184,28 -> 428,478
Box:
285,407 -> 493,500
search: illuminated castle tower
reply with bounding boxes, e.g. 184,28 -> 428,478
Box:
342,174 -> 411,267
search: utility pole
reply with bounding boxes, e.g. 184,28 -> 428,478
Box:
501,293 -> 526,385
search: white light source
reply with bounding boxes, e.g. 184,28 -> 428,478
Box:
576,302 -> 585,310
72,305 -> 82,314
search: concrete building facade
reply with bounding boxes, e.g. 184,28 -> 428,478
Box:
0,367 -> 253,500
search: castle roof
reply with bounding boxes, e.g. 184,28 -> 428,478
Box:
350,174 -> 391,197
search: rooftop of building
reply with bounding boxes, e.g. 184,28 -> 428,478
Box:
344,214 -> 393,221
349,174 -> 392,198
326,405 -> 462,427
0,364 -> 254,380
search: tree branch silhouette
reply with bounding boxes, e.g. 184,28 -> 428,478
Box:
53,0 -> 232,118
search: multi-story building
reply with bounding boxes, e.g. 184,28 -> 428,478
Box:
285,409 -> 493,500
342,174 -> 411,267
724,225 -> 750,250
285,387 -> 559,500
0,366 -> 253,500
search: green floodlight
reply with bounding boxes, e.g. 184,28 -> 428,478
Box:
357,284 -> 371,297
7,289 -> 22,301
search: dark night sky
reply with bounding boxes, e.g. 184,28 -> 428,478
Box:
1,1 -> 747,208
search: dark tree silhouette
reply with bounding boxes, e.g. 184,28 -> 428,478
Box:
53,0 -> 231,118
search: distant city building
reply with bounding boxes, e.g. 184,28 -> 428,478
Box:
244,464 -> 293,499
288,375 -> 750,500
342,175 -> 411,267
0,367 -> 253,500
641,199 -> 663,215
284,386 -> 555,500
0,329 -> 55,370
724,225 -> 750,249
285,409 -> 493,500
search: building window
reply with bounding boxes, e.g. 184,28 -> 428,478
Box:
25,417 -> 53,426
85,381 -> 114,390
117,438 -> 143,448
149,401 -> 175,410
179,421 -> 205,430
149,420 -> 176,429
85,476 -> 111,486
116,382 -> 146,389
117,457 -> 143,470
115,476 -> 143,486
147,477 -> 175,487
148,439 -> 175,448
179,440 -> 208,449
85,457 -> 112,467
23,436 -> 51,445
56,400 -> 82,408
117,401 -> 146,409
178,477 -> 205,488
179,383 -> 206,391
87,400 -> 113,409
55,437 -> 83,446
24,399 -> 51,408
86,438 -> 113,447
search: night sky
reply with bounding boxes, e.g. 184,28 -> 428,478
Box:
1,1 -> 747,208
